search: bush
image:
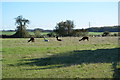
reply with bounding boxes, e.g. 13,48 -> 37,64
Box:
102,31 -> 110,36
47,32 -> 57,37
34,30 -> 41,38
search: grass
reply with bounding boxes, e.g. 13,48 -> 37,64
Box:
1,31 -> 118,36
1,31 -> 16,35
88,32 -> 119,35
88,32 -> 103,35
0,31 -> 49,35
1,37 -> 120,78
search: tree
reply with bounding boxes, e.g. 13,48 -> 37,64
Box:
47,32 -> 57,37
54,21 -> 67,36
54,20 -> 75,36
72,29 -> 88,37
34,29 -> 41,38
12,15 -> 30,38
102,31 -> 110,36
64,20 -> 74,35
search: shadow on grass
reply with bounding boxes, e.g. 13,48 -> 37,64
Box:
16,48 -> 120,78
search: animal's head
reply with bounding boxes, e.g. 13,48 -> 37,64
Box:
56,36 -> 58,38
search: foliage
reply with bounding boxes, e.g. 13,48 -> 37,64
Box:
12,15 -> 30,38
34,28 -> 43,32
1,31 -> 120,38
47,32 -> 57,37
34,29 -> 41,38
54,20 -> 75,36
87,26 -> 120,32
72,29 -> 88,37
113,33 -> 118,36
118,32 -> 120,36
102,31 -> 110,36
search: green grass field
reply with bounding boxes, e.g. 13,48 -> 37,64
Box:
0,31 -> 49,35
1,31 -> 118,36
1,37 -> 120,78
0,31 -> 16,35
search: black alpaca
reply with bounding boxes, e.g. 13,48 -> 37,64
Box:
79,36 -> 89,41
28,37 -> 35,42
56,36 -> 62,41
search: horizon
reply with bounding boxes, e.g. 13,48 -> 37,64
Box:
1,25 -> 119,31
1,2 -> 119,30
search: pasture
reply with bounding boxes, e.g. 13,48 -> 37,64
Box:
0,31 -> 49,35
1,37 -> 120,78
1,31 -> 119,36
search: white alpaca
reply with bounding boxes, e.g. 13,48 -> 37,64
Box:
43,37 -> 49,42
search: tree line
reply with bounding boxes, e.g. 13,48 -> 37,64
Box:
1,15 -> 120,38
87,26 -> 120,32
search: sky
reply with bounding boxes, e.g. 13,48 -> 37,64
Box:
1,1 -> 119,30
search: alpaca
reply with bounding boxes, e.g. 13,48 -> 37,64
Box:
43,37 -> 49,42
79,36 -> 89,41
28,37 -> 35,42
56,36 -> 62,41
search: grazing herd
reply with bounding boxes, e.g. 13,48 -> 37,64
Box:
28,36 -> 89,42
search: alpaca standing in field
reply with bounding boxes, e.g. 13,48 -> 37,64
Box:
28,37 -> 35,42
56,36 -> 62,41
79,36 -> 89,41
43,36 -> 49,42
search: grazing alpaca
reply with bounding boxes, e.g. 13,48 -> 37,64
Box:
43,37 -> 49,42
28,37 -> 35,42
56,36 -> 62,41
79,36 -> 89,41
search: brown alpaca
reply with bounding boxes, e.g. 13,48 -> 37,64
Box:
28,37 -> 35,42
79,36 -> 89,41
56,36 -> 62,41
